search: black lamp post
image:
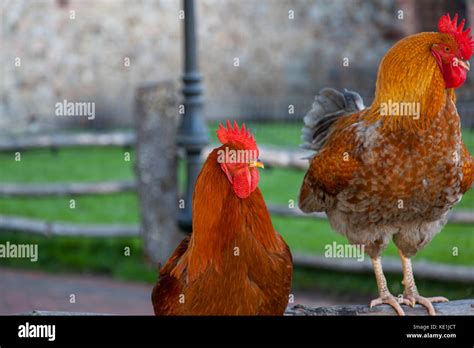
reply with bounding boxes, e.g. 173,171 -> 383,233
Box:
177,0 -> 209,232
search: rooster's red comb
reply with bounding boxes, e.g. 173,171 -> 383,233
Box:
216,120 -> 258,151
438,13 -> 473,60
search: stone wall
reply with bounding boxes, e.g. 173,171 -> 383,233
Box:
1,0 -> 470,131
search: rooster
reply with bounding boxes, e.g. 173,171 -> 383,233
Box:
299,14 -> 473,315
152,121 -> 293,315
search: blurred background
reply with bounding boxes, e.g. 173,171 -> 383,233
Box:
0,0 -> 472,315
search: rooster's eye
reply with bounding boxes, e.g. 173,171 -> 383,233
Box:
444,47 -> 451,52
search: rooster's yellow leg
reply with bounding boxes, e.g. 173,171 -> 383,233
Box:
370,257 -> 410,315
398,249 -> 448,316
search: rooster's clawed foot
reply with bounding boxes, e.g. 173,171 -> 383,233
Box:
403,294 -> 449,316
370,293 -> 411,316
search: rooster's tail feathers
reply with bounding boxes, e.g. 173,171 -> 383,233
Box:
301,88 -> 365,153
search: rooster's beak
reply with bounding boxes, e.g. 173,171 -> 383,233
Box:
249,160 -> 264,169
454,58 -> 470,71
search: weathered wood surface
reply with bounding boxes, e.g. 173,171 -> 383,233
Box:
13,300 -> 474,316
134,81 -> 183,264
16,311 -> 112,316
285,299 -> 474,316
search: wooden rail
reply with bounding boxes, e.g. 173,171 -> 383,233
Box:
0,131 -> 310,170
1,186 -> 473,224
0,215 -> 138,236
267,204 -> 474,225
0,181 -> 136,197
14,299 -> 474,315
0,131 -> 135,151
285,299 -> 474,316
292,254 -> 474,284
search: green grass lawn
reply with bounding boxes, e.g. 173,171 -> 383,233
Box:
0,122 -> 473,299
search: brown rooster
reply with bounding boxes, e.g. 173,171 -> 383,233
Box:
152,121 -> 293,315
299,14 -> 473,315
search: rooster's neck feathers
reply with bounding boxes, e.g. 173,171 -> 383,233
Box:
367,32 -> 452,131
173,148 -> 280,282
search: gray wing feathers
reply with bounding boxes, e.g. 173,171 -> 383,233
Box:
301,88 -> 365,153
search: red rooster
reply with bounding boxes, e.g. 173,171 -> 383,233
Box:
299,14 -> 473,315
152,121 -> 293,315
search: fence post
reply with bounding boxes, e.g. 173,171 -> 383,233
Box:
134,81 -> 182,265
